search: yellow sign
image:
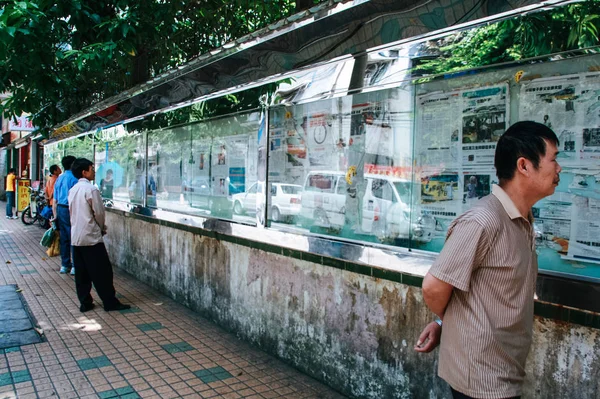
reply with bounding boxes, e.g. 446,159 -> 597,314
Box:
17,179 -> 31,212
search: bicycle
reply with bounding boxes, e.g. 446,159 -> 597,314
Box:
21,186 -> 51,228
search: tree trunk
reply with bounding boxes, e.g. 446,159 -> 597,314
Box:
131,50 -> 150,86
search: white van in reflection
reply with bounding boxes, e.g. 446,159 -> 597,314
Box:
232,182 -> 302,222
300,171 -> 433,242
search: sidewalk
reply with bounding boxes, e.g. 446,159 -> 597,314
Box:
0,214 -> 346,399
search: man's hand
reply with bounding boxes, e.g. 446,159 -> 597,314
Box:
414,321 -> 442,353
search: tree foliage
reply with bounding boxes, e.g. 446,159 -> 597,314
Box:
413,1 -> 600,77
0,0 -> 318,135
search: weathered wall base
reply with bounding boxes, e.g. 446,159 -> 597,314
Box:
105,211 -> 600,399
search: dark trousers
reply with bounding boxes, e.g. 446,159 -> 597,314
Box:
73,243 -> 119,309
56,205 -> 73,268
451,388 -> 520,399
5,191 -> 14,217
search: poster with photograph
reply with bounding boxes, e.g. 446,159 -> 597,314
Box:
420,174 -> 459,203
462,173 -> 491,200
194,141 -> 211,177
417,84 -> 508,172
226,136 -> 248,195
417,92 -> 462,170
520,75 -> 581,166
565,196 -> 600,263
461,86 -> 508,168
520,72 -> 600,273
414,84 -> 508,246
582,128 -> 600,160
211,138 -> 228,197
419,173 -> 462,227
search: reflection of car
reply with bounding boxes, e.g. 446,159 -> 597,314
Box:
183,177 -> 211,208
182,176 -> 233,218
299,171 -> 432,242
232,182 -> 302,222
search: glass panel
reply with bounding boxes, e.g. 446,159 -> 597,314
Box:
43,142 -> 63,177
268,86 -> 415,245
148,126 -> 189,212
41,1 -> 600,281
43,135 -> 95,176
63,135 -> 94,160
411,51 -> 600,279
94,126 -> 145,206
150,111 -> 261,223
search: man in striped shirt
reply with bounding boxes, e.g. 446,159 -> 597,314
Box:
415,121 -> 562,399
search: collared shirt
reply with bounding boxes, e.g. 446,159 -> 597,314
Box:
429,184 -> 537,399
45,175 -> 58,205
6,174 -> 15,192
68,178 -> 106,246
53,170 -> 79,206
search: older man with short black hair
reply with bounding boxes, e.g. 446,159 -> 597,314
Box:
415,121 -> 562,399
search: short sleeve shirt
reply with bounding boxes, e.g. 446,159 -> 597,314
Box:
6,174 -> 15,192
429,185 -> 537,399
53,170 -> 79,206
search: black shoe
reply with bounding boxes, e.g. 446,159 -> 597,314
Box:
80,303 -> 95,312
104,302 -> 131,312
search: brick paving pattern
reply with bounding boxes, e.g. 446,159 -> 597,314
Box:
0,215 -> 345,398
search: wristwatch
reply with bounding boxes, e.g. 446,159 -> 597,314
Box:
435,318 -> 442,327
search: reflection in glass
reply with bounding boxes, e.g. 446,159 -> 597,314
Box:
267,87 -> 419,247
147,111 -> 261,224
94,127 -> 145,206
42,1 -> 600,280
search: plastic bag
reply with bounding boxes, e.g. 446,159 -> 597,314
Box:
46,233 -> 60,257
40,226 -> 56,247
40,206 -> 53,220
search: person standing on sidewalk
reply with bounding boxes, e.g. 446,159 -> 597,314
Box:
44,164 -> 61,207
5,168 -> 17,219
415,121 -> 562,399
53,156 -> 78,275
69,158 -> 131,312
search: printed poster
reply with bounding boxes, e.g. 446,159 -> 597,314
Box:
521,72 -> 600,265
415,84 -> 508,243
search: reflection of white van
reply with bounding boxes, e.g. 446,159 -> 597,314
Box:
300,171 -> 431,242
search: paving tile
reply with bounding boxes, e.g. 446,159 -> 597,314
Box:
136,322 -> 164,332
161,341 -> 194,354
119,307 -> 141,314
0,373 -> 12,387
77,355 -> 113,371
0,215 -> 345,399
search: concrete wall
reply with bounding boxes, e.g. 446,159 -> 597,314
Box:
105,211 -> 600,399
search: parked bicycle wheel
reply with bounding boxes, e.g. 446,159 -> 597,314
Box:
21,206 -> 35,225
38,213 -> 50,228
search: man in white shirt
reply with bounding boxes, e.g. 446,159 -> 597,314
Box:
69,158 -> 131,312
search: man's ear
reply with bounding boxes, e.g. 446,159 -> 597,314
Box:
516,157 -> 529,176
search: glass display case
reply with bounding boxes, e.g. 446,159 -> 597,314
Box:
43,0 -> 600,281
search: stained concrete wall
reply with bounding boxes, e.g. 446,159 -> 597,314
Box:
105,211 -> 600,399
